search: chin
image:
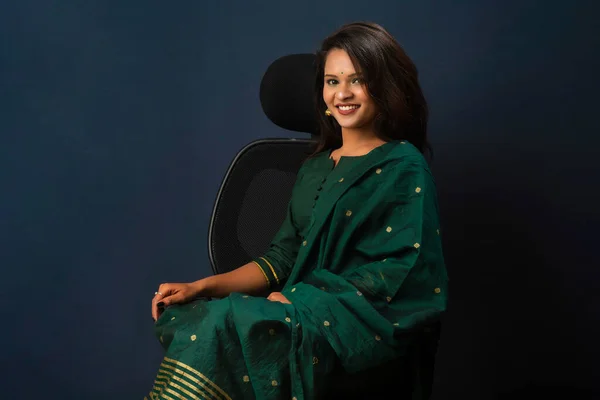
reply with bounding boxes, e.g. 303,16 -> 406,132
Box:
339,124 -> 361,129
337,120 -> 367,130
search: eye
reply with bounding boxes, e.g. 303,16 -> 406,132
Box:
326,79 -> 338,85
352,77 -> 363,84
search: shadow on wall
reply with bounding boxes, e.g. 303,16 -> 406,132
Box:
496,385 -> 599,399
429,142 -> 599,398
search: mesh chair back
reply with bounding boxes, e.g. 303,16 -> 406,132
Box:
208,138 -> 316,275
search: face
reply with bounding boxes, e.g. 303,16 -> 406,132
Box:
323,48 -> 378,132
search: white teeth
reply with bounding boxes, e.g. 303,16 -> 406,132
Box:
338,105 -> 359,111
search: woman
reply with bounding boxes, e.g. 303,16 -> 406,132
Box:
147,22 -> 448,400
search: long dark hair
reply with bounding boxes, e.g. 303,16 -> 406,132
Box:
313,22 -> 431,156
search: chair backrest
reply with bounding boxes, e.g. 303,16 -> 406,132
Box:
208,138 -> 315,274
208,53 -> 318,274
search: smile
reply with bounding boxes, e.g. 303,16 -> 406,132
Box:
336,104 -> 360,115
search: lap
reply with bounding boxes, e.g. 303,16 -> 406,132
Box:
152,294 -> 306,399
154,293 -> 297,352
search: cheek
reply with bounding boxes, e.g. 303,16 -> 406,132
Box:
357,87 -> 371,102
360,93 -> 376,111
367,104 -> 378,119
323,87 -> 333,103
362,100 -> 378,119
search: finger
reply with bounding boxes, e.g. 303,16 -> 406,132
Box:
152,294 -> 161,321
273,293 -> 291,304
152,284 -> 170,321
268,293 -> 287,303
157,283 -> 172,297
153,297 -> 168,322
160,292 -> 185,308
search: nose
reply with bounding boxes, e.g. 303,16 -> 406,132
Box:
336,85 -> 352,100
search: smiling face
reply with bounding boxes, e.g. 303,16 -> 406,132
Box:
322,48 -> 378,134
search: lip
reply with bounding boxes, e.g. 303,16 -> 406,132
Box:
335,104 -> 360,116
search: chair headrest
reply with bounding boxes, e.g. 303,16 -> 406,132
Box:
260,53 -> 318,135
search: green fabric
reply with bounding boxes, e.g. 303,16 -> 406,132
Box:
148,140 -> 448,400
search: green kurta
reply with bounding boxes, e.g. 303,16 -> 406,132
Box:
148,140 -> 448,400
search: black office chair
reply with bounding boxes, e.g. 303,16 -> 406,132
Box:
207,53 -> 441,399
207,54 -> 317,276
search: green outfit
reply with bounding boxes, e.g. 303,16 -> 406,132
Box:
148,140 -> 448,400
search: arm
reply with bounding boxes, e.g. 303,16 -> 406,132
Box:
249,166 -> 306,289
198,166 -> 306,298
151,262 -> 269,320
193,262 -> 269,298
249,201 -> 302,290
152,165 -> 306,319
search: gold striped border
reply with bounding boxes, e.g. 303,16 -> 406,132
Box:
154,376 -> 202,400
149,389 -> 175,400
160,362 -> 222,399
150,383 -> 176,400
260,257 -> 280,285
163,356 -> 232,400
153,370 -> 204,400
252,261 -> 271,288
153,366 -> 212,400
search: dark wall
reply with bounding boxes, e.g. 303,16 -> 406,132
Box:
1,1 -> 598,398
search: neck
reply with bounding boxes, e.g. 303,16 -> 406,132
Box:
339,127 -> 383,152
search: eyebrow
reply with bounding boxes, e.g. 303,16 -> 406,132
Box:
324,72 -> 361,78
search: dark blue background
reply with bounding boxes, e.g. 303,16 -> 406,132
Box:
1,1 -> 598,398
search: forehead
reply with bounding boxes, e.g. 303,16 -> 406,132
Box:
324,49 -> 357,73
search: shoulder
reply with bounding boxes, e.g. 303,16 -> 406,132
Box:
385,140 -> 424,159
298,151 -> 330,173
382,141 -> 430,174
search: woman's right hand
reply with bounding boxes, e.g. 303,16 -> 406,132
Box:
151,262 -> 271,321
152,281 -> 201,322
